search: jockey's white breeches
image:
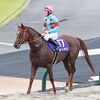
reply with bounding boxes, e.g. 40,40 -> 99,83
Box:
43,32 -> 58,41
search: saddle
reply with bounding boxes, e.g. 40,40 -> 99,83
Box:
48,39 -> 69,52
48,39 -> 69,65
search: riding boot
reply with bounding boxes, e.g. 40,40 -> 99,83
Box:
48,38 -> 59,53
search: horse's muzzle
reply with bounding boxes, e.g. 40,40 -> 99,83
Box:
13,42 -> 20,49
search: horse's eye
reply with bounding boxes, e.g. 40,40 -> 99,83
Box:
18,30 -> 23,35
16,31 -> 20,35
16,30 -> 20,34
18,31 -> 20,34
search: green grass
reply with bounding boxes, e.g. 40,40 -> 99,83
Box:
0,0 -> 27,25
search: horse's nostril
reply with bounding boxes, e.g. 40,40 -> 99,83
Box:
13,43 -> 20,49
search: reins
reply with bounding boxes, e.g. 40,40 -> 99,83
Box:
19,18 -> 68,44
26,18 -> 68,43
19,28 -> 45,44
28,33 -> 44,44
24,30 -> 45,48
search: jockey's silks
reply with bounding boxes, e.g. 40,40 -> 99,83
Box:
43,14 -> 59,33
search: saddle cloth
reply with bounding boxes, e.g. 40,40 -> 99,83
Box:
48,39 -> 69,52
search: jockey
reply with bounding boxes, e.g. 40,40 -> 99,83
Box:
42,5 -> 59,52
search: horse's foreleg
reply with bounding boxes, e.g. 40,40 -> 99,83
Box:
27,65 -> 37,94
47,66 -> 56,95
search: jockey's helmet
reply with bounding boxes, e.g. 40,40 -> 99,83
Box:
44,5 -> 54,14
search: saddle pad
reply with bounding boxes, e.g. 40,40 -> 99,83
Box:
48,39 -> 69,52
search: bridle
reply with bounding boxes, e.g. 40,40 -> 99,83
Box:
16,28 -> 45,47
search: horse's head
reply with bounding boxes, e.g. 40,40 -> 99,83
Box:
13,23 -> 29,49
14,23 -> 44,49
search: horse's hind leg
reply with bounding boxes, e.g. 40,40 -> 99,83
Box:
47,65 -> 56,95
63,56 -> 76,92
63,57 -> 72,92
68,61 -> 76,91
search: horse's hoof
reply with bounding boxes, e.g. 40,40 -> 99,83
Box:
53,90 -> 56,95
64,86 -> 73,93
64,86 -> 70,93
54,92 -> 56,95
27,91 -> 30,94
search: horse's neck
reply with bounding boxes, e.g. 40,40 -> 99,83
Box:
28,27 -> 41,38
28,27 -> 44,52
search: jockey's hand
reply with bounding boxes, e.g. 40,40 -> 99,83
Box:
41,30 -> 49,36
41,31 -> 45,36
44,29 -> 49,33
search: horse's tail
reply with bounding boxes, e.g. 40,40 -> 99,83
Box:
77,37 -> 96,74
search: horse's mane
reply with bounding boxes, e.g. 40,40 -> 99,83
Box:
27,26 -> 41,37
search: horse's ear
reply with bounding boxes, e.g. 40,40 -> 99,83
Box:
25,26 -> 28,31
21,23 -> 25,29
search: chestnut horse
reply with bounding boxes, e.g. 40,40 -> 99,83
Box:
13,24 -> 96,94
